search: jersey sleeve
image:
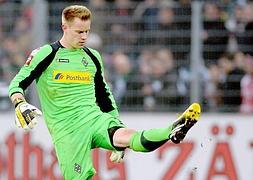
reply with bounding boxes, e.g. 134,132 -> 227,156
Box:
91,49 -> 119,118
8,44 -> 53,97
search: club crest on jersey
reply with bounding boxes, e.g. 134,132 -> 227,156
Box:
82,57 -> 88,67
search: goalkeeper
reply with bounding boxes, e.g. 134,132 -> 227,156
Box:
9,5 -> 201,180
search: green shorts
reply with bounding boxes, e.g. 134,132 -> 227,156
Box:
54,113 -> 125,180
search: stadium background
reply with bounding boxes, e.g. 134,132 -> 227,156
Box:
0,0 -> 253,179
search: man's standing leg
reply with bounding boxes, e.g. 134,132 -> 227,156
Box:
54,122 -> 96,179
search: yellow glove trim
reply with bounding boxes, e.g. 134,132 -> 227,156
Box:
15,102 -> 27,128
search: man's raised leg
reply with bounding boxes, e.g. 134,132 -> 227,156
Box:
113,103 -> 201,152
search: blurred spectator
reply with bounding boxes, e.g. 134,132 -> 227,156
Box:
236,2 -> 253,53
155,48 -> 182,105
205,64 -> 222,111
114,0 -> 133,16
137,47 -> 156,110
156,2 -> 190,61
240,53 -> 253,113
173,0 -> 191,25
1,36 -> 26,83
104,22 -> 134,53
202,2 -> 229,65
138,47 -> 154,77
89,0 -> 107,34
218,53 -> 244,111
157,4 -> 175,31
134,48 -> 151,110
110,51 -> 132,105
0,3 -> 32,110
133,0 -> 159,31
155,4 -> 177,45
138,47 -> 180,111
0,11 -> 31,83
86,32 -> 103,51
134,1 -> 191,64
13,16 -> 32,54
233,51 -> 245,71
103,1 -> 136,53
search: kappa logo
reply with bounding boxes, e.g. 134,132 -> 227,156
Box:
58,58 -> 69,63
54,73 -> 64,80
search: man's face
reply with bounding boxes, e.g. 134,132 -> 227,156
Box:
62,17 -> 91,49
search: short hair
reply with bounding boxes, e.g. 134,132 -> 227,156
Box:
62,5 -> 92,24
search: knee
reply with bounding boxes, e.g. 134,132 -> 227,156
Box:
112,128 -> 136,148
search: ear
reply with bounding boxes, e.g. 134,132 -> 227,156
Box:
62,23 -> 67,31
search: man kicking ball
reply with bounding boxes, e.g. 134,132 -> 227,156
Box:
9,5 -> 201,180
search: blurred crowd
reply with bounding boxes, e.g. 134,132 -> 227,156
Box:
0,0 -> 253,113
0,1 -> 32,109
202,1 -> 253,113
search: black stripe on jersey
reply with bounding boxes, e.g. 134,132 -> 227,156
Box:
19,41 -> 61,91
83,47 -> 114,113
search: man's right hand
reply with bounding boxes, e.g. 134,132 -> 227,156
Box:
110,150 -> 125,163
14,98 -> 42,130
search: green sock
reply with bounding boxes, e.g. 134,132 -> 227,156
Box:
129,125 -> 173,152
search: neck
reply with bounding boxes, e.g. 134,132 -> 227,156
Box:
59,37 -> 72,49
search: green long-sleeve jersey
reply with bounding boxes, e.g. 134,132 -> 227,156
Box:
9,41 -> 119,142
